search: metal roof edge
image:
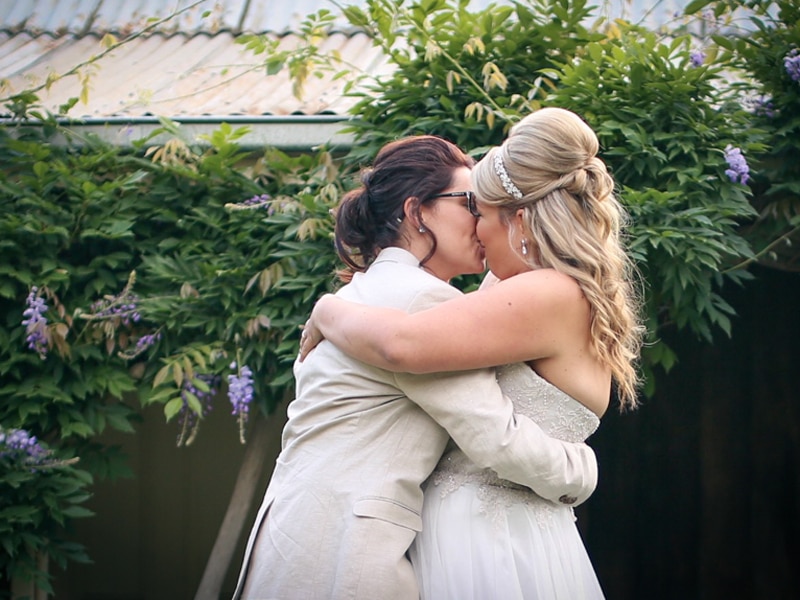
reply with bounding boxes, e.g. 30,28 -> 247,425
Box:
0,26 -> 366,39
0,115 -> 356,152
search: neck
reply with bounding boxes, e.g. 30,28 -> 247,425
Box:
394,230 -> 435,274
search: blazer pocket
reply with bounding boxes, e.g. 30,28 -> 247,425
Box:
352,496 -> 423,532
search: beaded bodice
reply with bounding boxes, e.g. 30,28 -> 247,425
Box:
430,362 -> 601,525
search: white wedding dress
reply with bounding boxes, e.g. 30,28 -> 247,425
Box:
410,362 -> 605,599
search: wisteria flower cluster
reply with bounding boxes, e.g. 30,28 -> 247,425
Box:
119,331 -> 162,360
135,331 -> 161,351
785,49 -> 800,83
76,270 -> 142,328
21,274 -> 161,365
88,291 -> 141,326
176,374 -> 220,446
689,50 -> 706,68
21,286 -> 50,359
723,145 -> 750,185
749,94 -> 776,119
0,426 -> 81,472
0,427 -> 49,465
226,193 -> 275,214
228,362 -> 254,443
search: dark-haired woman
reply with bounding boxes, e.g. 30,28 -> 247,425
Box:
232,135 -> 598,600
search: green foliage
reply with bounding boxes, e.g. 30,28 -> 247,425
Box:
539,25 -> 762,383
131,136 -> 343,427
1,116 -> 342,437
237,9 -> 342,98
0,114 -> 344,584
696,0 -> 800,261
338,0 -> 604,164
0,126 -> 145,475
1,427 -> 92,594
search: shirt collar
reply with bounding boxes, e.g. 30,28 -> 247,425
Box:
371,246 -> 422,268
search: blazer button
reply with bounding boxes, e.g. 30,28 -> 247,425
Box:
559,495 -> 577,505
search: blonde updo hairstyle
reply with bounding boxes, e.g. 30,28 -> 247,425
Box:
472,107 -> 644,410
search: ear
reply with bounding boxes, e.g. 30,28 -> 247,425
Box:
516,207 -> 540,263
404,196 -> 422,228
515,208 -> 526,232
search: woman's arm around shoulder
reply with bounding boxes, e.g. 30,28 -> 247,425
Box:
304,269 -> 589,373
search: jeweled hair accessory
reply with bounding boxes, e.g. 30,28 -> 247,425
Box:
493,152 -> 523,200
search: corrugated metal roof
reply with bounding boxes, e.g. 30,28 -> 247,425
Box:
0,29 -> 390,118
0,0 -> 698,148
0,0 -> 695,36
0,1 -> 399,123
0,0 -> 379,36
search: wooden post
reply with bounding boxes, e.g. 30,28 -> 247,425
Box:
11,552 -> 49,600
194,394 -> 289,600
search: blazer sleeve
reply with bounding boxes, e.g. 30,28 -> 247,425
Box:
395,282 -> 598,507
396,368 -> 597,506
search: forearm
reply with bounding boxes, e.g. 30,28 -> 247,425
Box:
309,271 -> 572,373
456,411 -> 598,506
488,425 -> 598,506
400,370 -> 598,505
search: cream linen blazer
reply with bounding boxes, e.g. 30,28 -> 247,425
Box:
233,247 -> 598,600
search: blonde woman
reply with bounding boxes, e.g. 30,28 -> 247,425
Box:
301,108 -> 644,599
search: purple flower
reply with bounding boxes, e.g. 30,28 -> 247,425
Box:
118,330 -> 162,360
22,287 -> 49,359
135,332 -> 161,350
689,50 -> 706,68
785,49 -> 800,83
90,292 -> 140,325
723,145 -> 750,185
226,193 -> 274,213
243,193 -> 272,207
227,362 -> 254,418
0,427 -> 49,465
750,94 -> 776,118
228,361 -> 254,443
176,374 -> 220,446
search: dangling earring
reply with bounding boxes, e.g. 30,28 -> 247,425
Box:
521,239 -> 529,256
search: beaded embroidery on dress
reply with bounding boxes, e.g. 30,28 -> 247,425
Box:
409,362 -> 606,600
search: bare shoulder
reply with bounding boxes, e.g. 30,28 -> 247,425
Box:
495,269 -> 585,305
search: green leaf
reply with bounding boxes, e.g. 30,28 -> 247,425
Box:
684,0 -> 714,15
60,506 -> 95,519
164,397 -> 184,421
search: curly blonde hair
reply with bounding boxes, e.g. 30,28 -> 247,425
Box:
473,107 -> 644,410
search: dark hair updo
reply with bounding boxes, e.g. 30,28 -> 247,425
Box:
334,135 -> 474,278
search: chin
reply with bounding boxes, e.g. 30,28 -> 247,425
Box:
485,262 -> 508,281
467,261 -> 485,275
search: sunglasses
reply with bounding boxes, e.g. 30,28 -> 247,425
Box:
432,191 -> 481,218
